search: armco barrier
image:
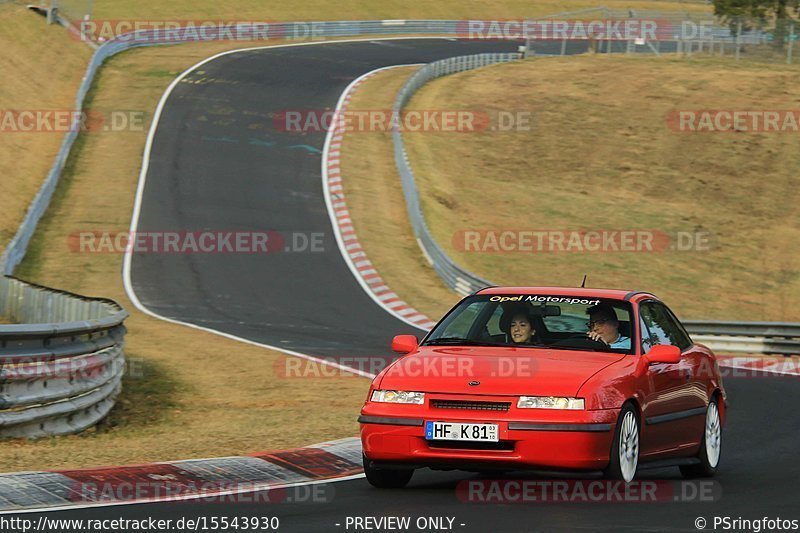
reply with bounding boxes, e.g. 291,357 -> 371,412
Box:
392,53 -> 520,296
684,321 -> 800,355
0,276 -> 127,437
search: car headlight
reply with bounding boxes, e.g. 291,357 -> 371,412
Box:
517,396 -> 585,410
370,390 -> 425,404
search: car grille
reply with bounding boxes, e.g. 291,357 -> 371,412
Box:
430,400 -> 511,412
427,440 -> 515,451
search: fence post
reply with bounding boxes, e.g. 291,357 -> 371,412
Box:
560,36 -> 567,56
735,20 -> 742,61
524,17 -> 531,59
788,22 -> 795,65
47,0 -> 59,24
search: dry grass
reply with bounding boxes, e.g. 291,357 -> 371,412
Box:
343,55 -> 800,322
79,0 -> 709,22
2,41 -> 372,472
0,4 -> 92,255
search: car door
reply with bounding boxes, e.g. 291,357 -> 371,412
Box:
638,300 -> 705,456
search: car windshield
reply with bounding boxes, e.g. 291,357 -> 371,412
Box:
423,294 -> 634,353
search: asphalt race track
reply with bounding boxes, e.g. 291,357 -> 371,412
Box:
123,39 -> 799,531
131,38 -> 523,360
21,375 -> 800,531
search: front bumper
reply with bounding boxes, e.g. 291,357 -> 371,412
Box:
360,399 -> 618,471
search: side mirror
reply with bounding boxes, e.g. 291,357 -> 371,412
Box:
391,335 -> 419,355
646,344 -> 681,364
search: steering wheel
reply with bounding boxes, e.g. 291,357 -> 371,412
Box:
554,334 -> 610,349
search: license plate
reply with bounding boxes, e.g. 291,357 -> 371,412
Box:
425,421 -> 499,442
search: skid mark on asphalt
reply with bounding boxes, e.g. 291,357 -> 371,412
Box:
288,144 -> 322,153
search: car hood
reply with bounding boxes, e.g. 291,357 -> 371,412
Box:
378,346 -> 625,397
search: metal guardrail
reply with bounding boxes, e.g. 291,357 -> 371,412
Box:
392,53 -> 521,296
0,276 -> 127,438
684,321 -> 800,355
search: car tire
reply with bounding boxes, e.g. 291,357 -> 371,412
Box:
363,455 -> 414,488
604,403 -> 640,482
680,396 -> 722,478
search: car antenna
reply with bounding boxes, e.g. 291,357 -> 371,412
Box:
580,274 -> 587,288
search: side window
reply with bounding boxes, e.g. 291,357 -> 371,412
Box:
639,302 -> 692,352
640,316 -> 653,354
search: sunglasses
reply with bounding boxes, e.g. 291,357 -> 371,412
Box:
587,318 -> 612,329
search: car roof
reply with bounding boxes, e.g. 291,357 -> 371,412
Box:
475,286 -> 657,302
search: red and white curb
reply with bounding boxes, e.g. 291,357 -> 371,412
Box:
0,437 -> 362,513
322,66 -> 437,331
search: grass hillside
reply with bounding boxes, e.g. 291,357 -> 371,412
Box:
0,4 -> 91,255
342,55 -> 800,322
81,0 -> 710,21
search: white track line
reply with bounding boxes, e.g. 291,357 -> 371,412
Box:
109,37 -> 462,511
104,39 -> 465,511
122,37 -> 461,381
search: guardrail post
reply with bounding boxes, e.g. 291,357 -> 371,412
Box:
46,0 -> 58,24
735,20 -> 742,60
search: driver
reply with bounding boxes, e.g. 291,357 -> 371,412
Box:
586,303 -> 630,349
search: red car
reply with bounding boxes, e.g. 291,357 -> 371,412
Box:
359,287 -> 726,487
